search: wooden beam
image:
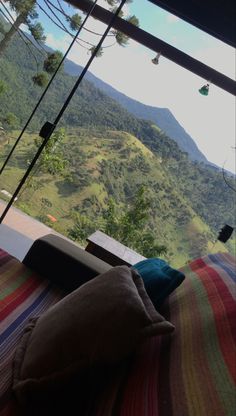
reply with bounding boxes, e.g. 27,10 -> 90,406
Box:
65,0 -> 236,96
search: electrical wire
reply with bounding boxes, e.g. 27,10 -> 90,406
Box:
0,9 -> 38,72
37,0 -> 95,49
43,0 -> 72,35
37,0 -> 73,35
0,5 -> 43,78
41,0 -> 115,49
0,0 -> 128,224
0,0 -> 99,177
53,0 -> 127,127
0,1 -> 45,57
53,0 -> 114,37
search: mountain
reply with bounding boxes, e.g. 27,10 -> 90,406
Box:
0,16 -> 210,164
64,59 -> 208,163
0,28 -> 235,265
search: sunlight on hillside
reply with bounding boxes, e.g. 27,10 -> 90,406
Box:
0,0 -> 235,265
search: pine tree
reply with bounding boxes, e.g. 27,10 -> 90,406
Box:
0,1 -> 44,56
0,0 -> 139,85
0,1 -> 139,58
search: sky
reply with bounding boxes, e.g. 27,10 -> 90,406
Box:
2,0 -> 236,173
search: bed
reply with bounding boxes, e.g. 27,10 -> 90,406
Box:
0,246 -> 235,415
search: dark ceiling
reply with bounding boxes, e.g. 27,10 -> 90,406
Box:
149,0 -> 236,48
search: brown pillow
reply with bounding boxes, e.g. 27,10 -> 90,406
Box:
13,266 -> 174,404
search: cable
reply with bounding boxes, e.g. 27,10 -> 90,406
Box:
0,10 -> 38,72
37,0 -> 73,35
0,0 -> 128,224
43,0 -> 71,34
43,0 -> 115,49
0,0 -> 99,177
37,0 -> 94,49
0,1 -> 45,57
0,5 -> 42,75
54,0 -> 127,126
53,0 -> 114,37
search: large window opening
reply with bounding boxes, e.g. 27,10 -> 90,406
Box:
0,0 -> 235,266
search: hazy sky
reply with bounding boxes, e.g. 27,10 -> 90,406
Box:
10,0 -> 236,173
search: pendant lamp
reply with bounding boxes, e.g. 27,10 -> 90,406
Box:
199,83 -> 209,95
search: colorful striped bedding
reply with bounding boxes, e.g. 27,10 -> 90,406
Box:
0,249 -> 236,415
0,249 -> 64,415
95,252 -> 236,416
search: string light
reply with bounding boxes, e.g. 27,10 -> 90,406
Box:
152,52 -> 161,65
199,83 -> 210,95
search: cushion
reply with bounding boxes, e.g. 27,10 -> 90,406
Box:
23,234 -> 112,292
133,258 -> 185,309
13,265 -> 174,405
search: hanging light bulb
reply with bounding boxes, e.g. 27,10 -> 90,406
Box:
199,83 -> 210,96
152,52 -> 161,65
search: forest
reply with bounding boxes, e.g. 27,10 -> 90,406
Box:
0,11 -> 235,267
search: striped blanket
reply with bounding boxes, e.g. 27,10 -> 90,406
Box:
0,249 -> 235,415
95,252 -> 236,416
0,249 -> 64,415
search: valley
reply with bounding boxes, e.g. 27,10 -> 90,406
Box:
0,128 -> 234,267
0,24 -> 235,267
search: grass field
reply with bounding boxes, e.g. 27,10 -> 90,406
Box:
0,128 -> 234,267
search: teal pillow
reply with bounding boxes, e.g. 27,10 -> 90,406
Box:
133,258 -> 185,309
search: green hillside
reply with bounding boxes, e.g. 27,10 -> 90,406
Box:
0,30 -> 143,132
0,128 -> 234,267
0,30 -> 235,267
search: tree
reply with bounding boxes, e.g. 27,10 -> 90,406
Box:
0,1 -> 139,90
0,1 -> 45,56
32,72 -> 48,87
67,13 -> 82,31
103,186 -> 167,257
89,45 -> 103,58
109,6 -> 139,48
68,185 -> 167,257
43,51 -> 63,73
28,21 -> 46,41
68,212 -> 95,243
3,112 -> 19,129
34,128 -> 67,176
0,0 -> 139,71
40,0 -> 139,57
